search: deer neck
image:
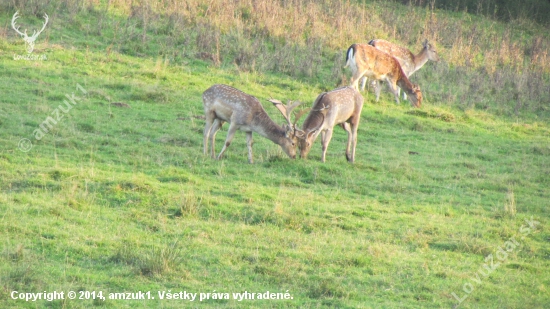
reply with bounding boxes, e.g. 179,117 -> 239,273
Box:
397,74 -> 415,95
303,112 -> 324,133
412,47 -> 430,73
252,112 -> 287,145
301,93 -> 328,138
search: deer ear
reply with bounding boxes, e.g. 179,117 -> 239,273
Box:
294,129 -> 306,139
307,130 -> 318,140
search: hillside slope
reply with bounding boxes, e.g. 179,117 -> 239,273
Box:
1,1 -> 549,308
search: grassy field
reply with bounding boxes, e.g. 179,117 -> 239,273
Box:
1,1 -> 549,308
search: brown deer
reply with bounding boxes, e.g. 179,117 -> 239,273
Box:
202,84 -> 300,163
272,87 -> 364,163
345,43 -> 422,108
368,39 -> 439,100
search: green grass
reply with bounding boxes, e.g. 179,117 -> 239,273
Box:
1,2 -> 549,309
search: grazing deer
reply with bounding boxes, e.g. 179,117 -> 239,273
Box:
11,11 -> 49,54
345,43 -> 422,108
274,87 -> 364,163
368,39 -> 439,100
202,84 -> 300,163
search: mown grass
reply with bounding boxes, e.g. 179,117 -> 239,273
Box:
1,1 -> 549,308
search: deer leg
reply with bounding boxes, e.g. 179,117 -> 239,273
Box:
395,87 -> 405,100
395,86 -> 407,100
321,129 -> 333,163
203,115 -> 214,156
350,70 -> 367,91
374,80 -> 382,102
387,80 -> 400,104
216,122 -> 238,160
209,119 -> 223,158
341,122 -> 353,162
246,131 -> 254,164
360,77 -> 368,92
349,121 -> 360,163
318,130 -> 326,156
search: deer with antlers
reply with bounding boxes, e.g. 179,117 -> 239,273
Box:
345,43 -> 422,108
11,11 -> 49,54
203,84 -> 301,163
367,39 -> 439,100
273,86 -> 364,163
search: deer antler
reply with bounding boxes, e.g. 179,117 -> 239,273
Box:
11,11 -> 26,37
293,108 -> 310,127
290,107 -> 310,138
268,98 -> 301,127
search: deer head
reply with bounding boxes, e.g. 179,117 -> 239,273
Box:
268,99 -> 307,135
297,103 -> 329,159
11,11 -> 49,54
409,84 -> 423,108
268,98 -> 311,158
423,40 -> 440,62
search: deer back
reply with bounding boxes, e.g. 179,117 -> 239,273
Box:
203,84 -> 269,127
368,39 -> 415,75
302,87 -> 362,135
369,39 -> 439,76
350,44 -> 405,81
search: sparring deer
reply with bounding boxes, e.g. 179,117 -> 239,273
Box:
272,87 -> 364,163
11,11 -> 49,54
345,43 -> 422,108
368,39 -> 439,100
203,84 -> 300,163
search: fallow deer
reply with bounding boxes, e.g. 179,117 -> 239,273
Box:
272,87 -> 364,163
345,43 -> 422,108
202,84 -> 300,163
368,39 -> 439,100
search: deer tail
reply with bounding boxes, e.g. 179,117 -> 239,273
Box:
344,44 -> 356,69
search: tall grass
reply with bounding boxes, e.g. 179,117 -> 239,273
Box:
2,0 -> 549,116
395,0 -> 550,26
